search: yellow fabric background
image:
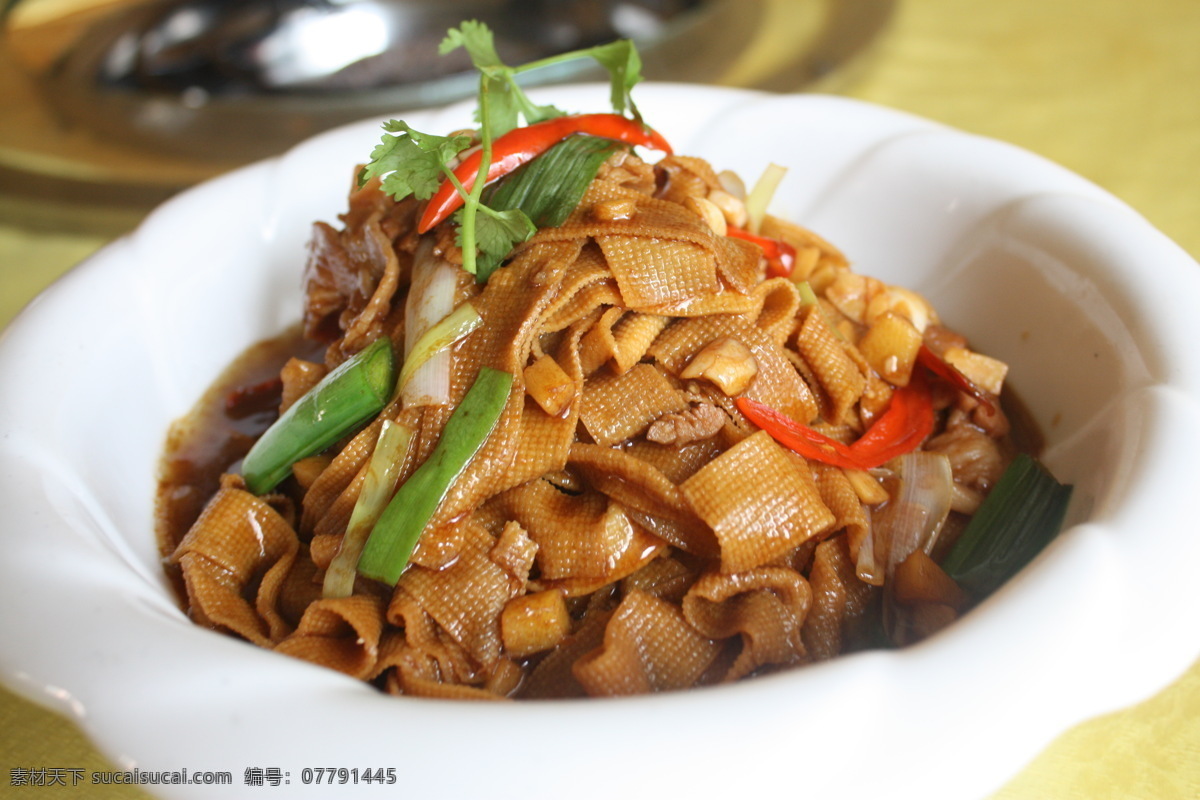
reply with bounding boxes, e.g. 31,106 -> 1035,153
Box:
2,0 -> 1199,797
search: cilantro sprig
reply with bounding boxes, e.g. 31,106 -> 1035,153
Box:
360,20 -> 646,279
358,122 -> 472,201
441,20 -> 645,134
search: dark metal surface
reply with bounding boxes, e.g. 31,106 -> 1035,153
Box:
0,0 -> 895,232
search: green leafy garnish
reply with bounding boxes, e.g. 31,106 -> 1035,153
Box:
439,20 -> 644,134
241,336 -> 396,495
487,134 -> 622,228
583,39 -> 645,121
357,122 -> 472,201
360,20 -> 649,277
941,453 -> 1073,600
439,20 -> 562,136
455,204 -> 538,282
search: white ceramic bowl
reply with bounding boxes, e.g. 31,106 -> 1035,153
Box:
3,85 -> 1199,800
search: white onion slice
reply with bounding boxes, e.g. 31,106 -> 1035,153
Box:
403,238 -> 460,407
874,452 -> 955,645
397,301 -> 482,397
873,452 -> 955,578
856,514 -> 884,586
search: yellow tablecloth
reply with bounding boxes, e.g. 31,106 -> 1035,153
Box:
3,0 -> 1199,797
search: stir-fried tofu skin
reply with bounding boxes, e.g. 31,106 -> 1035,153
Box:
155,21 -> 1070,700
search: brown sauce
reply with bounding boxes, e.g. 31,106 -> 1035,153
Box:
155,325 -> 323,573
156,328 -> 1045,562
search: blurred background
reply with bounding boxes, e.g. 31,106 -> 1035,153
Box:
2,0 -> 1199,797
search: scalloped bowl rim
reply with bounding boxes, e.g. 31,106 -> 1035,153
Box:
2,84 -> 1199,800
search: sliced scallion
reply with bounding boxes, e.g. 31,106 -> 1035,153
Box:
322,420 -> 415,598
241,336 -> 396,495
486,134 -> 622,229
796,280 -> 819,307
744,162 -> 787,235
356,367 -> 513,585
940,453 -> 1073,600
402,244 -> 459,408
395,301 -> 483,400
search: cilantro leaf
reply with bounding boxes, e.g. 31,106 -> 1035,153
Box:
367,22 -> 651,282
440,22 -> 512,133
441,21 -> 562,137
454,205 -> 536,281
479,77 -> 522,138
507,86 -> 563,129
581,40 -> 644,120
439,20 -> 503,68
360,121 -> 472,201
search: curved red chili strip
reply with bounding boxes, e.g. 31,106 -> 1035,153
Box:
736,370 -> 935,470
727,227 -> 797,278
417,113 -> 673,233
848,371 -> 935,468
734,396 -> 869,470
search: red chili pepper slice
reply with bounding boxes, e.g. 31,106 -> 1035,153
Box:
417,114 -> 673,233
916,344 -> 996,414
727,226 -> 797,278
847,371 -> 935,467
735,370 -> 935,470
734,397 -> 869,470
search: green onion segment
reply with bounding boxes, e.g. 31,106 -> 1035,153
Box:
357,367 -> 514,585
795,280 -> 819,306
322,420 -> 415,598
744,162 -> 787,235
395,301 -> 483,399
941,453 -> 1073,599
241,336 -> 397,495
487,134 -> 622,229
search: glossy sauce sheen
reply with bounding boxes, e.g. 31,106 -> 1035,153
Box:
156,327 -> 1045,572
156,326 -> 320,569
